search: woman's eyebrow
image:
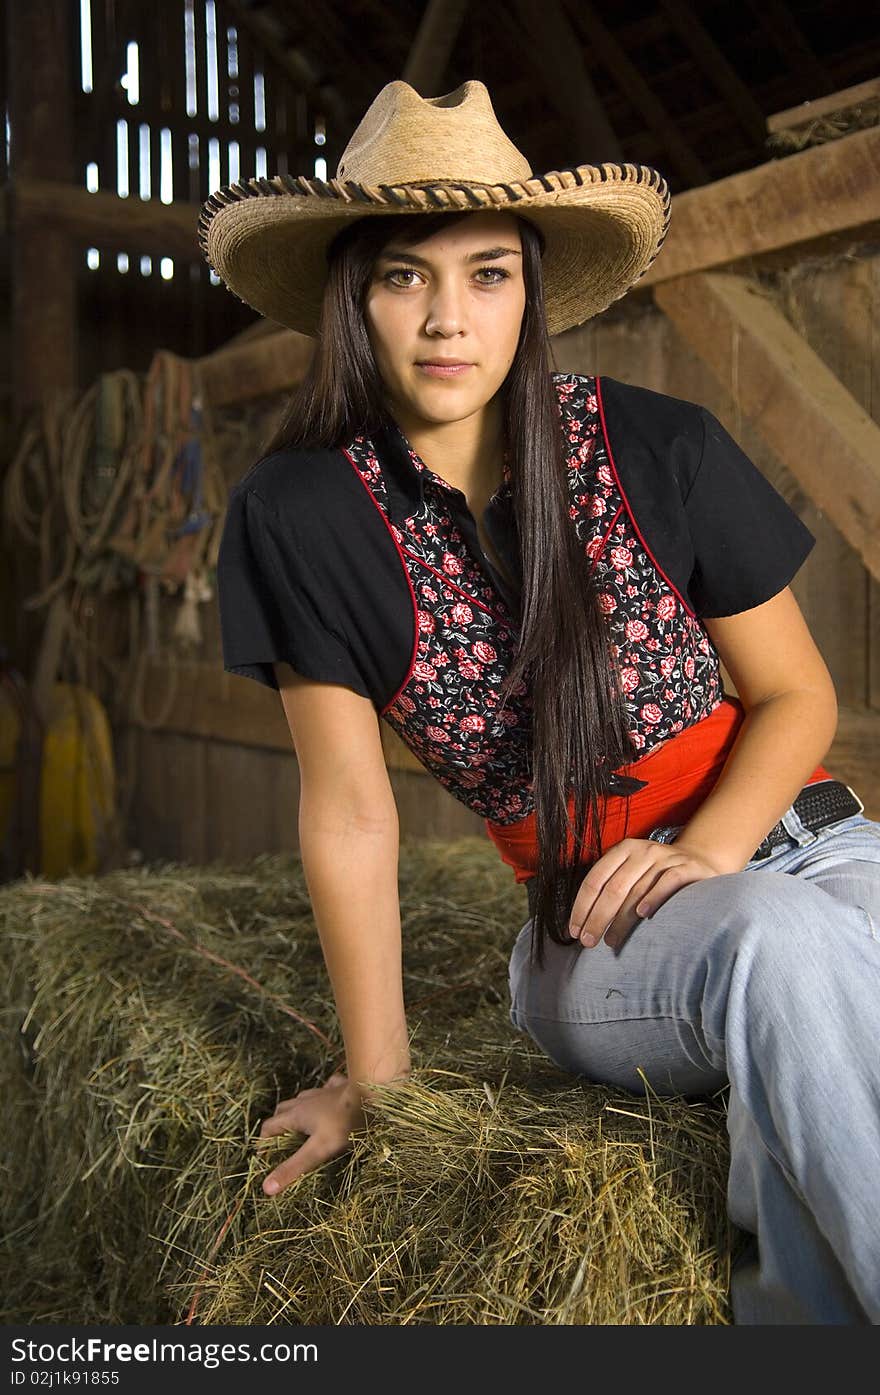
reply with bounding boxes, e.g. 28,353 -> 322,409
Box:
376,245 -> 522,265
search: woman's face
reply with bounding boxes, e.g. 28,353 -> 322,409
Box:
363,211 -> 526,433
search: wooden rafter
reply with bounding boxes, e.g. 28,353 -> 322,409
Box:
197,327 -> 313,406
653,271 -> 880,581
767,77 -> 880,134
658,0 -> 768,149
225,0 -> 353,132
570,1 -> 709,187
511,0 -> 623,163
402,0 -> 470,96
747,0 -> 834,97
8,180 -> 202,260
11,121 -> 878,290
639,125 -> 880,287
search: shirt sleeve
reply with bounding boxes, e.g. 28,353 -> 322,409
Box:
684,407 -> 816,618
216,485 -> 373,698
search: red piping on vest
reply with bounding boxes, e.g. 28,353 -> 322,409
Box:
595,376 -> 698,621
589,503 -> 624,575
340,447 -> 420,716
399,544 -> 509,625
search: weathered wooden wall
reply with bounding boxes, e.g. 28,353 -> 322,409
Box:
123,247 -> 880,866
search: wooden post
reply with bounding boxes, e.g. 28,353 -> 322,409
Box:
7,0 -> 77,420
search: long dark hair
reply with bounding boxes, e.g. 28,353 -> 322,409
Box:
261,211 -> 636,971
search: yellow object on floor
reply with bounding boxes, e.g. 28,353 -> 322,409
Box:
0,682 -> 117,878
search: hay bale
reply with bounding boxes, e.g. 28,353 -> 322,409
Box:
0,838 -> 738,1325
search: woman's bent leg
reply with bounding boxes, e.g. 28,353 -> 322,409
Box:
507,835 -> 880,1324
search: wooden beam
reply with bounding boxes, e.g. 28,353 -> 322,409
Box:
11,179 -> 202,260
767,77 -> 880,134
402,0 -> 470,97
7,0 -> 76,418
653,271 -> 880,581
511,0 -> 623,164
197,329 -> 313,407
13,119 -> 880,296
639,125 -> 880,288
225,0 -> 351,132
748,0 -> 834,99
132,659 -> 426,773
825,708 -> 880,814
571,1 -> 709,187
126,660 -> 880,812
658,0 -> 768,149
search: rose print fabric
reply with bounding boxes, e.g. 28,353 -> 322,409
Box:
339,374 -> 724,825
217,372 -> 817,834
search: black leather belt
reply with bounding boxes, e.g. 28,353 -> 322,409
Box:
525,780 -> 865,916
748,779 -> 864,860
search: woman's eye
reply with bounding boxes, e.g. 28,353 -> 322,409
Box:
474,267 -> 510,284
384,267 -> 420,287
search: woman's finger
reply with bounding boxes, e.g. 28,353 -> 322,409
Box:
574,852 -> 658,945
259,1106 -> 302,1139
633,864 -> 695,919
605,865 -> 711,951
262,1133 -> 345,1196
568,847 -> 632,938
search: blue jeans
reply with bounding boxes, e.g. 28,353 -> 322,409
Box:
507,805 -> 880,1324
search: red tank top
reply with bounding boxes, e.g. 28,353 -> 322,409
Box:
484,696 -> 832,883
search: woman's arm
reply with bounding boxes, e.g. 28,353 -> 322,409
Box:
259,665 -> 411,1195
672,585 -> 838,872
568,587 -> 838,948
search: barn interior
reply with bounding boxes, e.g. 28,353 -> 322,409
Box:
2,0 -> 880,1330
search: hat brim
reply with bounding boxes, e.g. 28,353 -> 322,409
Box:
199,166 -> 671,338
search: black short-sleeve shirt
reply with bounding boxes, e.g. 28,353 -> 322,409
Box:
215,373 -> 815,824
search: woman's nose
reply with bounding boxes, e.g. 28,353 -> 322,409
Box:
424,282 -> 464,336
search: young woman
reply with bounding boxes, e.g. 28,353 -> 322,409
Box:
204,80 -> 880,1324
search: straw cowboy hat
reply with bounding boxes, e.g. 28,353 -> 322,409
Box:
198,79 -> 671,338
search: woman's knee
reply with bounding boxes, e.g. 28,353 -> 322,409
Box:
689,868 -> 880,1028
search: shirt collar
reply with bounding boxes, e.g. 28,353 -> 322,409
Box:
372,420 -> 512,527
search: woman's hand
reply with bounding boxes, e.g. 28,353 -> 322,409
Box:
568,838 -> 729,952
258,1070 -> 367,1196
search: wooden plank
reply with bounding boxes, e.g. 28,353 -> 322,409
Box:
402,0 -> 470,97
132,656 -> 431,776
511,0 -> 623,165
381,724 -> 431,776
192,0 -> 210,169
779,256 -> 872,708
232,16 -> 256,185
653,271 -> 880,580
658,0 -> 767,148
639,126 -> 880,288
768,77 -> 880,134
266,743 -> 300,852
751,0 -> 832,101
203,737 -> 292,860
197,328 -> 313,406
389,769 -> 489,841
13,178 -> 201,259
135,660 -> 292,750
573,0 -> 708,187
825,708 -> 880,818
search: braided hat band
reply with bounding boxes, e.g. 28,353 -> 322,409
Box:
199,80 -> 671,338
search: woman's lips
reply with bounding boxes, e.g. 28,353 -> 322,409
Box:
416,362 -> 474,378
